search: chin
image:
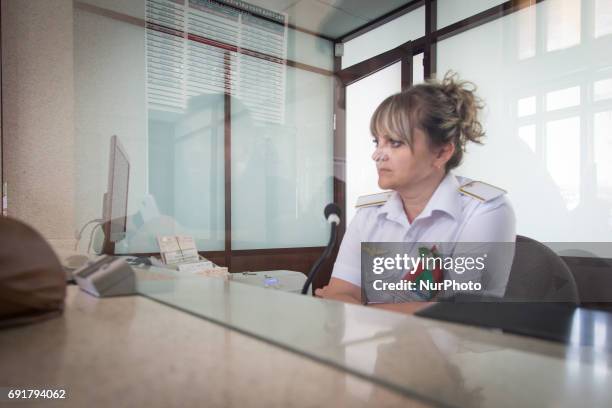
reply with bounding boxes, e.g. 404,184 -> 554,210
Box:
377,179 -> 394,190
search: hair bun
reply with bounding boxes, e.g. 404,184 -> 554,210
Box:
439,71 -> 485,146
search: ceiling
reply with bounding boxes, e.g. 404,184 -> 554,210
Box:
244,0 -> 417,40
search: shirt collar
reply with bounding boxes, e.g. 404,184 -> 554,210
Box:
377,172 -> 462,226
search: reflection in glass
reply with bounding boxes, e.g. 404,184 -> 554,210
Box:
231,66 -> 333,250
519,125 -> 536,152
546,0 -> 581,51
517,4 -> 536,60
594,78 -> 612,101
546,117 -> 580,210
147,95 -> 226,252
595,0 -> 612,38
546,86 -> 581,111
594,111 -> 612,205
593,314 -> 609,379
518,96 -> 536,117
436,0 -> 612,248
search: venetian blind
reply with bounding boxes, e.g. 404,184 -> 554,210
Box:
145,0 -> 287,123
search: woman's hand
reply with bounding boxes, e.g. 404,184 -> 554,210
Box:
314,278 -> 362,304
313,278 -> 433,314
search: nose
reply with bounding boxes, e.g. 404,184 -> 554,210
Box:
372,147 -> 388,162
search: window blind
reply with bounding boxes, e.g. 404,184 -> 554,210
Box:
146,0 -> 287,123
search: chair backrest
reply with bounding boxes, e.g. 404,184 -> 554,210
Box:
505,235 -> 579,304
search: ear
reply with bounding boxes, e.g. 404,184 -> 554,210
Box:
434,142 -> 455,169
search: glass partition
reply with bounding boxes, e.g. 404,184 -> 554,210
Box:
345,62 -> 402,224
436,0 -> 612,256
231,66 -> 333,250
73,0 -> 334,255
74,0 -> 148,253
287,28 -> 334,71
341,6 -> 425,69
437,0 -> 507,28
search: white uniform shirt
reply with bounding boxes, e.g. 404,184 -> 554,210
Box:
332,172 -> 516,298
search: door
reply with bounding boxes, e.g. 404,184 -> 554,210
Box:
337,45 -> 422,223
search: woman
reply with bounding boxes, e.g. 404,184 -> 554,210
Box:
315,73 -> 516,313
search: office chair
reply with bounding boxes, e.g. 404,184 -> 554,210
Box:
504,235 -> 580,304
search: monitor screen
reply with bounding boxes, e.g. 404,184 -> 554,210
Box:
103,135 -> 130,252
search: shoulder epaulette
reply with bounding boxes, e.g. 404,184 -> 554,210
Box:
459,180 -> 507,202
355,191 -> 393,208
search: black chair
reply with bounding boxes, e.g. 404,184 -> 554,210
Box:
504,235 -> 579,304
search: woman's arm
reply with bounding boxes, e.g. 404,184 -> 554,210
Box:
315,278 -> 433,314
314,278 -> 361,304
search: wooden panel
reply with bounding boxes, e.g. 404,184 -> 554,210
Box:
336,44 -> 411,86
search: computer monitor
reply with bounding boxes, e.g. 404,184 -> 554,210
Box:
101,135 -> 130,255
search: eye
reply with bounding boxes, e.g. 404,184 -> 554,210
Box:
372,138 -> 379,146
390,140 -> 404,148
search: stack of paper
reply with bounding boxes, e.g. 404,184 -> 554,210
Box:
157,235 -> 199,265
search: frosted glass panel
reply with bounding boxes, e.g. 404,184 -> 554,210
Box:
345,62 -> 402,224
74,0 -> 333,255
231,66 -> 333,249
287,28 -> 333,71
148,96 -> 226,252
436,0 -> 612,254
341,7 -> 425,69
437,0 -> 506,28
413,53 -> 425,84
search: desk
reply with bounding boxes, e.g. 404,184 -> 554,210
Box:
138,277 -> 612,407
0,286 -> 425,407
2,279 -> 612,407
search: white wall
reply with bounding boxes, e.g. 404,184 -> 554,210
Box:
1,0 -> 76,251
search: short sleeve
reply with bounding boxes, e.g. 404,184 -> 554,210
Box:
331,210 -> 365,287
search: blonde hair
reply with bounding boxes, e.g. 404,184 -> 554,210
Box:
370,71 -> 485,171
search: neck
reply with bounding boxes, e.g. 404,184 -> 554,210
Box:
396,171 -> 446,223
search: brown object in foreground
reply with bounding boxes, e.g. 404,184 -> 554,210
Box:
0,217 -> 66,328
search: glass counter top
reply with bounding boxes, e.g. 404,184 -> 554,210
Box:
136,273 -> 612,407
